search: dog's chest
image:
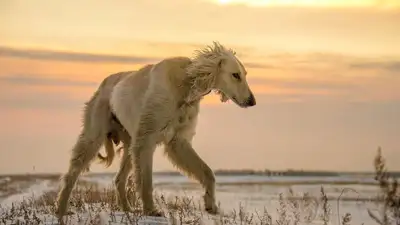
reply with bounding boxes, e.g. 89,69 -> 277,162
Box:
162,102 -> 199,143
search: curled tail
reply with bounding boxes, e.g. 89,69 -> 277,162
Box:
97,137 -> 115,167
97,136 -> 124,167
97,112 -> 127,167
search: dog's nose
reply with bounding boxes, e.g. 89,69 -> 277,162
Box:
246,93 -> 256,107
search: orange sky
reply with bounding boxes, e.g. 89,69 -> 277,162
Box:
0,0 -> 399,174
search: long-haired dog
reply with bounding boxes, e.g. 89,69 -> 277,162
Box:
56,41 -> 256,218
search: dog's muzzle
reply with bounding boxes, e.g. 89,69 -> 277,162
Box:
245,93 -> 256,107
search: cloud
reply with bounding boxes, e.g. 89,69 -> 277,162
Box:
0,44 -> 269,70
244,57 -> 400,102
0,74 -> 96,110
248,77 -> 356,90
0,74 -> 98,87
247,52 -> 400,74
243,62 -> 276,69
1,47 -> 399,111
0,46 -> 162,64
0,91 -> 84,110
348,60 -> 400,72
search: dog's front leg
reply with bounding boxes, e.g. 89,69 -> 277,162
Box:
131,130 -> 162,216
164,137 -> 218,214
129,91 -> 174,216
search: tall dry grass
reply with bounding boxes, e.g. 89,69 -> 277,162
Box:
367,147 -> 400,225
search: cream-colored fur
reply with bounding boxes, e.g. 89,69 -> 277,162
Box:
55,42 -> 256,219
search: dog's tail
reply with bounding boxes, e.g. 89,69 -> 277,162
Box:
97,137 -> 123,167
97,137 -> 115,167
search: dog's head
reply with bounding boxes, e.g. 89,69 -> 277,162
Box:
187,42 -> 256,108
213,53 -> 256,108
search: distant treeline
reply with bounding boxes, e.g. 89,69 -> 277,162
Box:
153,169 -> 400,178
2,169 -> 400,178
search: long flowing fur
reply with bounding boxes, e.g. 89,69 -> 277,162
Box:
94,42 -> 233,167
56,41 -> 254,219
186,41 -> 235,102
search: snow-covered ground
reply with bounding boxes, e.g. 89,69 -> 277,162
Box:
1,180 -> 56,208
0,174 -> 387,224
0,177 -> 11,185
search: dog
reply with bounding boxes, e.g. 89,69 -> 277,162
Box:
55,41 -> 256,218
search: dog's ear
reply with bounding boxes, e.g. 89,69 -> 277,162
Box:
217,58 -> 225,72
215,58 -> 229,102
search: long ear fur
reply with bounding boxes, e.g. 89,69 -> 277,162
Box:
185,41 -> 235,102
214,58 -> 229,102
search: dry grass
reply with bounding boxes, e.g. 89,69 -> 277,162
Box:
367,147 -> 400,225
0,148 -> 398,225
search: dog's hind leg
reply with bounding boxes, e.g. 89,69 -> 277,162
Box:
55,131 -> 104,218
114,131 -> 136,212
164,137 -> 218,214
56,90 -> 109,219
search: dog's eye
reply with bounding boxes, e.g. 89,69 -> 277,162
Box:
232,73 -> 241,80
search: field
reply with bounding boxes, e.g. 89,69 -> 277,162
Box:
0,150 -> 398,225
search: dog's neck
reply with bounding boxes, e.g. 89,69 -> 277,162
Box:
178,74 -> 213,107
172,60 -> 218,107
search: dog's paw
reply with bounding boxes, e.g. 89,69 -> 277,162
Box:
203,192 -> 219,215
205,204 -> 219,215
145,208 -> 165,217
118,203 -> 137,213
54,208 -> 74,219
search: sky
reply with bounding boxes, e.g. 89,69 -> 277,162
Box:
0,0 -> 399,174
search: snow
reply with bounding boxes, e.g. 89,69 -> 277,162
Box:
0,177 -> 11,185
0,211 -> 170,225
0,174 -> 387,224
0,180 -> 56,208
80,173 -> 379,186
80,175 -> 113,189
0,178 -> 172,224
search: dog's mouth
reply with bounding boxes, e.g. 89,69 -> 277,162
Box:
231,96 -> 248,108
215,90 -> 248,108
214,90 -> 229,102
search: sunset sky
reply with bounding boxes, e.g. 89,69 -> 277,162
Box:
0,0 -> 399,174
